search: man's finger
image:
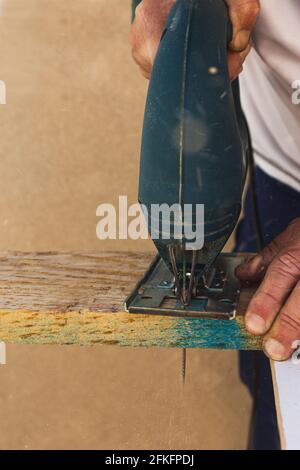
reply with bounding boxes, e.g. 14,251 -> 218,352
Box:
236,219 -> 300,281
244,252 -> 300,335
227,43 -> 251,80
263,281 -> 300,361
131,43 -> 153,75
130,0 -> 175,79
226,0 -> 260,52
130,22 -> 156,77
236,239 -> 280,281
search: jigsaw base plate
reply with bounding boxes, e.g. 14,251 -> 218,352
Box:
125,253 -> 245,320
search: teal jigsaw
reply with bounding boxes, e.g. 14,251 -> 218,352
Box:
127,0 -> 249,320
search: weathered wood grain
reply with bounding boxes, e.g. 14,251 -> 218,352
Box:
0,251 -> 262,349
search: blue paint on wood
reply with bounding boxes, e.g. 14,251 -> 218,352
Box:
169,317 -> 261,350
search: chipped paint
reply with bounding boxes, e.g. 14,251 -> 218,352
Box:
0,309 -> 262,349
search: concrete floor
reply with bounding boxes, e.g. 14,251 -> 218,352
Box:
0,0 -> 251,449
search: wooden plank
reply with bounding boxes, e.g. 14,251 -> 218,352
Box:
271,352 -> 300,450
0,251 -> 262,349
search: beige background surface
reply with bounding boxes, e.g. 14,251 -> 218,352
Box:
0,0 -> 251,449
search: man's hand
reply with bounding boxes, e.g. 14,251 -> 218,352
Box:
130,0 -> 176,79
130,0 -> 260,80
236,218 -> 300,361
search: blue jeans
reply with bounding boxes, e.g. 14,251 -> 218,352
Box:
235,166 -> 300,450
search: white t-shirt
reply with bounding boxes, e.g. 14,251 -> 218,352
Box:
240,0 -> 300,192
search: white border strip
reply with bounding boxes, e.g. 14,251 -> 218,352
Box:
272,355 -> 300,450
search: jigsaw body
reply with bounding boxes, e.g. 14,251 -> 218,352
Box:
127,0 -> 248,319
